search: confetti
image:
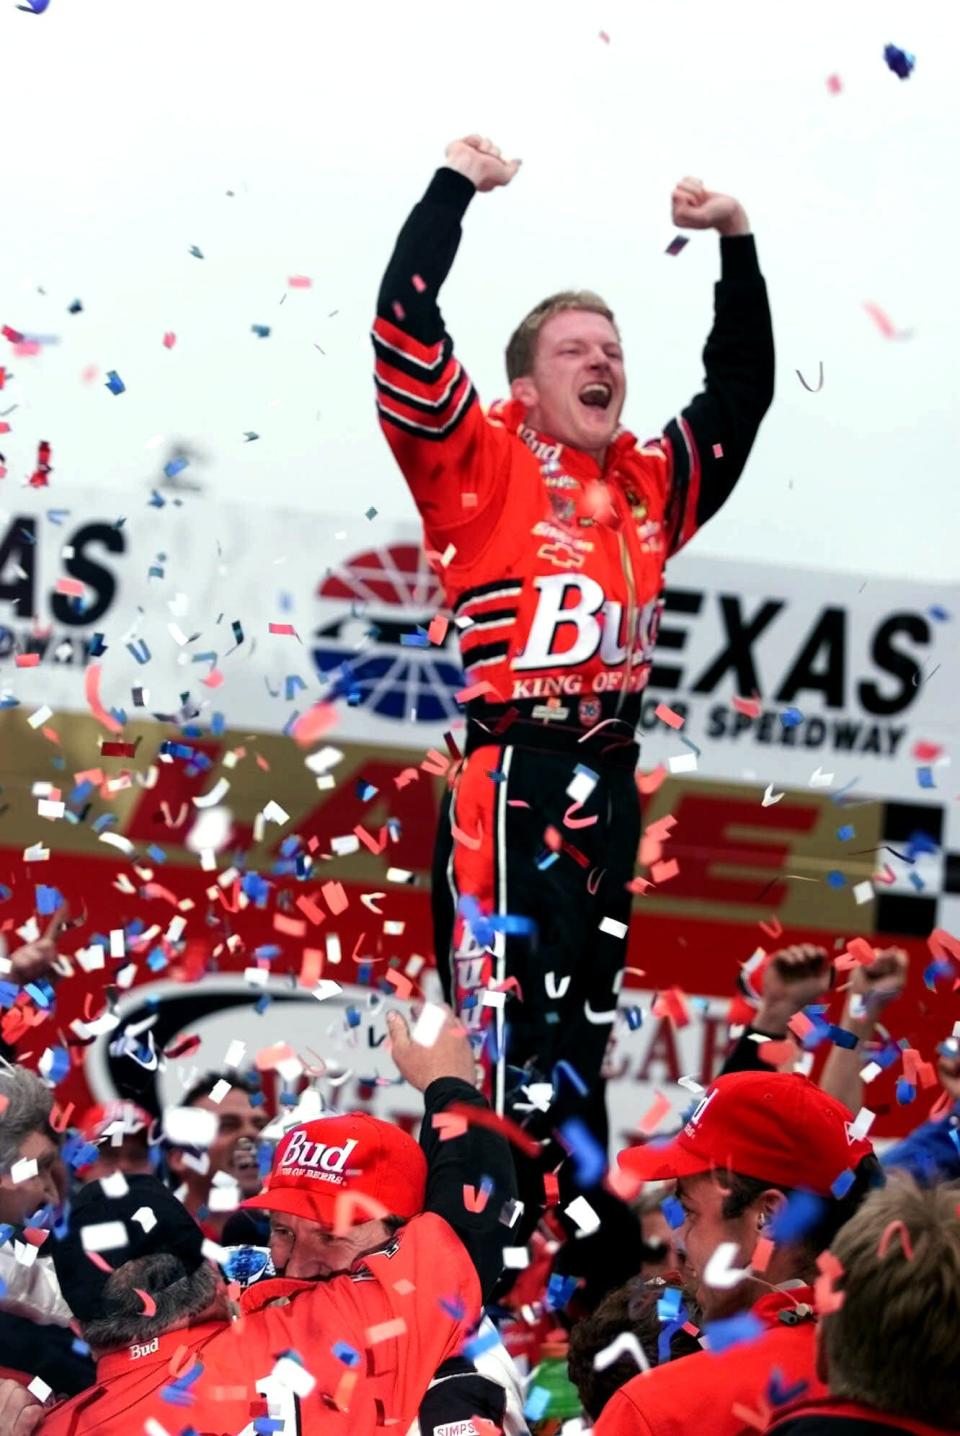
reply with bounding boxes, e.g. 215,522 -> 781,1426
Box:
654,702 -> 685,730
796,362 -> 824,392
105,370 -> 126,395
863,301 -> 909,340
883,43 -> 915,80
162,332 -> 176,349
665,235 -> 689,257
826,74 -> 842,94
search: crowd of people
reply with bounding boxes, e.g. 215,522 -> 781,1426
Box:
0,922 -> 956,1434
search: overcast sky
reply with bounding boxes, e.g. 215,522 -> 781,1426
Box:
1,0 -> 956,583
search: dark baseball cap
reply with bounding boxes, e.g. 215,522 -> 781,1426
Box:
52,1174 -> 206,1323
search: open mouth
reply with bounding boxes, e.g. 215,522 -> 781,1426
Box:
578,382 -> 612,411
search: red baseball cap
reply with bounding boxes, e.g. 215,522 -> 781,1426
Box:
240,1113 -> 427,1228
618,1072 -> 874,1197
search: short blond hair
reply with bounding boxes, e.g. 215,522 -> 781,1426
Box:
505,290 -> 617,382
821,1176 -> 960,1427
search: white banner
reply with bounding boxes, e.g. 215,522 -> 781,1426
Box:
0,489 -> 956,802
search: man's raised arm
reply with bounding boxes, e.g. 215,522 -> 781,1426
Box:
656,177 -> 776,555
372,138 -> 519,552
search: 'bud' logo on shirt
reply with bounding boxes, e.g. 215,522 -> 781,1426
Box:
129,1338 -> 159,1360
279,1133 -> 359,1183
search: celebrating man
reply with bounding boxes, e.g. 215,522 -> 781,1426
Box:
373,136 -> 775,1141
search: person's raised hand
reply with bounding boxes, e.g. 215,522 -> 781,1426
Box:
444,136 -> 521,193
671,177 -> 749,236
7,904 -> 69,986
386,1003 -> 478,1091
0,1379 -> 45,1436
849,946 -> 909,1016
755,944 -> 832,1033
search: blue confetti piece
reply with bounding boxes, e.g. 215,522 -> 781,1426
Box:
146,845 -> 166,864
905,829 -> 939,860
826,870 -> 846,888
463,1325 -> 502,1360
42,1047 -> 70,1083
253,994 -> 272,1015
704,1311 -> 765,1353
908,870 -> 926,893
126,639 -> 151,665
147,948 -> 168,973
400,629 -> 429,647
770,1190 -> 826,1244
545,1272 -> 579,1311
830,1168 -> 855,1199
657,1286 -> 683,1323
105,370 -> 125,395
917,767 -> 935,789
164,457 -> 188,480
438,1294 -> 466,1320
211,711 -> 226,735
558,1116 -> 607,1187
332,1341 -> 361,1367
253,1421 -> 284,1434
896,1078 -> 916,1106
768,1371 -> 809,1407
284,674 -> 307,701
826,1024 -> 858,1050
625,1005 -> 643,1030
928,605 -> 950,622
883,43 -> 915,80
35,884 -> 63,915
553,1060 -> 588,1097
536,850 -> 560,871
779,707 -> 804,728
355,779 -> 378,802
836,825 -> 854,842
488,913 -> 537,938
0,1224 -> 15,1247
251,325 -> 271,339
524,1385 -> 551,1422
71,1337 -> 91,1356
253,945 -> 281,962
661,1194 -> 686,1230
345,1006 -> 362,1028
25,981 -> 54,1009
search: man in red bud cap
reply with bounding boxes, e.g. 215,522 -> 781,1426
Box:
594,1072 -> 883,1436
30,1007 -> 518,1436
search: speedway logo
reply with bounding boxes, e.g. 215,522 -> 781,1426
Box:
312,542 -> 464,722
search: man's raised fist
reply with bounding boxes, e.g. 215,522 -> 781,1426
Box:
444,135 -> 521,192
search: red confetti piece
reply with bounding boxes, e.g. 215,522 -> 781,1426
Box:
85,663 -> 123,734
136,1288 -> 158,1317
626,876 -> 654,895
268,622 -> 297,636
322,880 -> 348,916
290,701 -> 338,747
15,653 -> 40,668
354,823 -> 388,855
391,301 -> 406,322
599,30 -> 610,43
431,1112 -> 468,1142
788,1011 -> 815,1041
732,695 -> 762,718
462,1182 -> 491,1214
712,442 -> 724,458
826,74 -> 843,94
637,1090 -> 672,1135
22,1226 -> 49,1248
0,423 -> 10,435
411,274 -> 426,293
636,765 -> 666,796
164,1033 -> 202,1059
162,332 -> 176,349
2,326 -> 24,344
427,614 -> 449,644
757,1039 -> 796,1067
758,916 -> 783,940
201,668 -> 224,689
563,801 -> 599,829
274,912 -> 307,938
451,820 -> 483,850
751,1235 -> 774,1272
447,1101 -> 541,1158
814,1250 -> 845,1314
651,858 -> 680,884
142,882 -> 180,907
878,1219 -> 915,1261
288,275 -> 312,288
455,681 -> 496,704
100,741 -> 138,757
863,301 -> 906,340
913,740 -> 943,761
295,893 -> 325,926
333,1189 -> 389,1237
654,702 -> 685,730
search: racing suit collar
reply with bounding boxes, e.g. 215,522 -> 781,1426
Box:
493,399 -> 637,477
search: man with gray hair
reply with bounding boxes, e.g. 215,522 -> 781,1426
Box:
0,1064 -> 95,1395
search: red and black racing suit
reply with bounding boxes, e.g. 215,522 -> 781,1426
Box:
373,166 -> 774,1151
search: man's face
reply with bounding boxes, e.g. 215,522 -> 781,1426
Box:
268,1211 -> 392,1281
675,1172 -> 765,1322
173,1089 -> 270,1198
512,309 -> 626,460
0,1130 -> 63,1226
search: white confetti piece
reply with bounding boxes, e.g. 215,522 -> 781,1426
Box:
480,989 -> 506,1009
166,915 -> 187,943
411,1004 -> 447,1047
305,746 -> 343,774
847,1107 -> 876,1142
860,1062 -> 882,1085
201,1237 -> 228,1266
37,798 -> 65,819
678,1074 -> 705,1094
109,929 -> 126,958
386,867 -> 414,884
331,835 -> 360,856
208,1079 -> 233,1104
325,933 -> 342,965
99,832 -> 134,855
565,1194 -> 601,1236
99,1172 -> 130,1199
311,979 -> 343,1002
27,705 -> 53,730
23,843 -> 50,862
16,916 -> 40,943
566,765 -> 598,806
27,1376 -> 52,1403
668,752 -> 698,774
163,1106 -> 218,1148
853,881 -> 874,905
440,543 -> 456,567
81,1220 -> 129,1253
193,777 -> 231,810
75,944 -> 106,972
224,1040 -> 246,1069
703,1240 -> 749,1289
207,1177 -> 241,1213
262,799 -> 289,825
383,919 -> 405,936
502,1246 -> 530,1269
599,916 -> 628,939
593,1331 -> 650,1373
13,1240 -> 38,1268
10,1158 -> 38,1183
244,967 -> 270,989
273,1355 -> 317,1398
145,1421 -> 173,1436
132,1205 -> 157,1233
808,767 -> 834,787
